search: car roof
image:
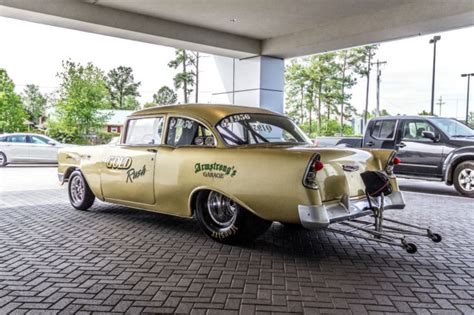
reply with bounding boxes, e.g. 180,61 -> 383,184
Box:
371,115 -> 452,120
130,103 -> 283,125
0,133 -> 48,136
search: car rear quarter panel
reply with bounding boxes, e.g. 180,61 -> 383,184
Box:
154,146 -> 318,223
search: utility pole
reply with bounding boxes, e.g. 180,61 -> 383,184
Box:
371,60 -> 387,116
364,47 -> 372,128
461,73 -> 474,124
436,96 -> 445,116
429,35 -> 441,115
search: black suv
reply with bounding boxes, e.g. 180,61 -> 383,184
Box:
363,116 -> 474,197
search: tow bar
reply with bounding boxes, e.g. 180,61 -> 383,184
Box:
327,193 -> 442,254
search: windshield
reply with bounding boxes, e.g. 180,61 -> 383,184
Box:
216,113 -> 311,146
429,118 -> 474,137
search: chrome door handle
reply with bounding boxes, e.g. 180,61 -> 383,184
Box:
366,141 -> 374,147
396,142 -> 406,148
147,149 -> 157,153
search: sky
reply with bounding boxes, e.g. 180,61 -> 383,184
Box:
0,16 -> 473,120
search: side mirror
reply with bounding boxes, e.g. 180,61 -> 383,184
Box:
48,140 -> 57,146
422,131 -> 437,142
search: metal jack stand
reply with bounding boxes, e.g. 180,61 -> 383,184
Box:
327,193 -> 442,254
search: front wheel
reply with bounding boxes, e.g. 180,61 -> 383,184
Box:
68,171 -> 95,210
195,191 -> 272,244
453,161 -> 474,197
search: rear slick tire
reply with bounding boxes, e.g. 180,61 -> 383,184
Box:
195,190 -> 272,244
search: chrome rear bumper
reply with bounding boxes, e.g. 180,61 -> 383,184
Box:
298,191 -> 405,230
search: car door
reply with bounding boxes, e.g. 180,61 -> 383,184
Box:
363,119 -> 399,149
28,135 -> 58,162
155,116 -> 217,216
100,116 -> 164,205
394,119 -> 444,177
5,135 -> 29,162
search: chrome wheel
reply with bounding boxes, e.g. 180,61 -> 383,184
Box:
458,168 -> 474,191
0,154 -> 5,166
207,191 -> 237,227
70,175 -> 85,206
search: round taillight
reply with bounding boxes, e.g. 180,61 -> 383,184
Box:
314,160 -> 324,171
393,157 -> 401,165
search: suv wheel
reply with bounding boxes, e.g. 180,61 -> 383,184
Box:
195,190 -> 272,244
68,171 -> 96,210
453,161 -> 474,197
0,152 -> 7,167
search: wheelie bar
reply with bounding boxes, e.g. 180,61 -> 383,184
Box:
327,221 -> 419,254
326,193 -> 442,254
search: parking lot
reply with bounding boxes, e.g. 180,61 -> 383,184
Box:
0,166 -> 473,314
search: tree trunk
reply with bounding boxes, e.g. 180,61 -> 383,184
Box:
317,83 -> 322,135
195,52 -> 199,103
340,52 -> 348,134
183,50 -> 188,103
299,85 -> 304,123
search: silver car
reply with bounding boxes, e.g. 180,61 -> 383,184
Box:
0,133 -> 69,166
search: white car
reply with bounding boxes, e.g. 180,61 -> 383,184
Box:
0,133 -> 70,166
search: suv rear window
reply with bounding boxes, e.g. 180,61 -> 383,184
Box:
371,120 -> 397,139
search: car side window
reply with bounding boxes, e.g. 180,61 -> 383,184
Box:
125,117 -> 164,145
402,120 -> 435,140
7,135 -> 27,143
31,135 -> 49,144
167,117 -> 215,146
371,120 -> 397,139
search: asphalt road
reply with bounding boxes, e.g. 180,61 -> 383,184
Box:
0,164 -> 61,192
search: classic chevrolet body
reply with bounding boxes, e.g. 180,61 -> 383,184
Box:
58,104 -> 412,246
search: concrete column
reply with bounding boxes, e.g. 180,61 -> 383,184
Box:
211,56 -> 284,113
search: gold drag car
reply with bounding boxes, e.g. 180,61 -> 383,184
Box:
58,104 -> 411,246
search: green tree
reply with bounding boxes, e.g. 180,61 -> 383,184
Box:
351,45 -> 378,124
307,53 -> 338,135
48,61 -> 111,144
143,102 -> 156,109
105,66 -> 141,109
168,49 -> 196,103
466,112 -> 474,128
22,84 -> 47,126
419,110 -> 431,116
153,86 -> 178,105
285,60 -> 309,124
0,69 -> 28,133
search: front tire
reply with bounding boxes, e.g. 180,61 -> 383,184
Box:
0,152 -> 7,167
68,171 -> 95,210
453,161 -> 474,197
195,191 -> 272,244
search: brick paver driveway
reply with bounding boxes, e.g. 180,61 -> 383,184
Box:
0,188 -> 473,314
